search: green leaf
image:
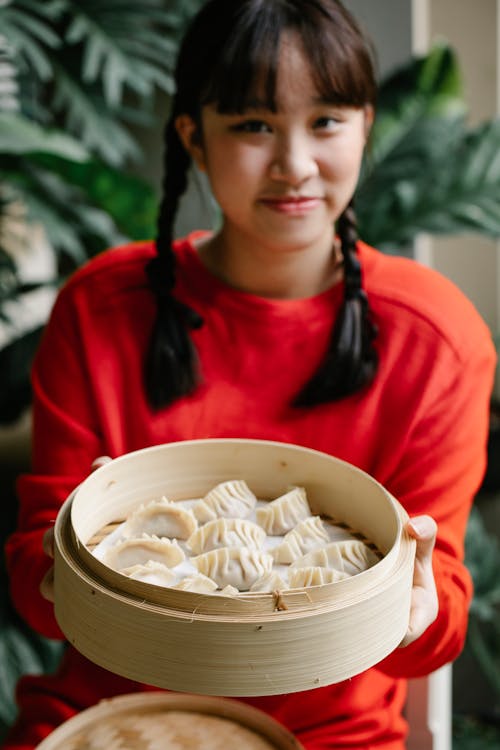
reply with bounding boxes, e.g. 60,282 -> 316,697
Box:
370,44 -> 466,166
357,117 -> 500,249
63,0 -> 187,107
0,598 -> 64,725
0,113 -> 89,160
0,2 -> 64,82
453,715 -> 500,750
465,507 -> 500,611
51,64 -> 141,165
2,157 -> 127,265
32,155 -> 158,240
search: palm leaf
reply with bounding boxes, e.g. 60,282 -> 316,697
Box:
370,44 -> 466,164
3,158 -> 126,265
0,41 -> 19,113
357,44 -> 500,250
0,112 -> 88,159
0,0 -> 64,82
50,63 -> 140,165
64,0 -> 185,106
0,593 -> 64,726
358,118 -> 500,250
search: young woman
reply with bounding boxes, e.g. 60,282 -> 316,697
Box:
4,1 -> 495,748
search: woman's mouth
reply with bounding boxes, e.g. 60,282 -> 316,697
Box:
260,196 -> 322,215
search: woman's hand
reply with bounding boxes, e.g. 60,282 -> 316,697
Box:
400,515 -> 439,647
39,456 -> 112,603
40,526 -> 55,602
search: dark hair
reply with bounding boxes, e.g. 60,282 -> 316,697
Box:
146,0 -> 379,410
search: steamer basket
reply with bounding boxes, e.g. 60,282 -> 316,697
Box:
35,693 -> 304,749
54,438 -> 415,696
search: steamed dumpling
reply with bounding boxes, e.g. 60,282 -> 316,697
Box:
121,560 -> 177,586
271,516 -> 329,563
192,547 -> 273,590
250,570 -> 287,593
256,487 -> 311,535
191,501 -> 217,524
121,497 -> 197,540
288,566 -> 349,588
187,518 -> 266,555
193,480 -> 257,521
290,540 -> 379,575
173,573 -> 218,593
103,534 -> 185,572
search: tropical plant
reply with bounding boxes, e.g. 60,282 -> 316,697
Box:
357,44 -> 500,251
0,0 -> 205,738
453,506 -> 500,747
0,0 -> 206,424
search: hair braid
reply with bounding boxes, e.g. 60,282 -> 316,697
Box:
295,203 -> 378,406
145,116 -> 203,410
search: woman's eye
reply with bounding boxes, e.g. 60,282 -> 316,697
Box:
314,116 -> 340,131
231,120 -> 271,133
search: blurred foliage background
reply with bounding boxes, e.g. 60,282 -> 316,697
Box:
0,0 -> 499,746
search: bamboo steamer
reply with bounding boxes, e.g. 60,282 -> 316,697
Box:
35,693 -> 304,749
54,438 -> 415,696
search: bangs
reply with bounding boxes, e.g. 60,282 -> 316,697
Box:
197,0 -> 377,114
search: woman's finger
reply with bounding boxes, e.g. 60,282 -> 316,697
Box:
407,515 -> 437,563
42,526 -> 55,559
91,456 -> 112,472
40,566 -> 55,603
399,515 -> 439,647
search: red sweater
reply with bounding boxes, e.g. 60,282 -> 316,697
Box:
5,233 -> 495,749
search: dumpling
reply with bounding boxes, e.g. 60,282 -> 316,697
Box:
173,573 -> 218,593
103,534 -> 185,572
121,560 -> 178,586
191,547 -> 273,591
191,501 -> 217,524
121,497 -> 197,540
193,480 -> 257,520
187,518 -> 266,555
271,516 -> 329,563
256,487 -> 311,535
290,540 -> 379,576
288,566 -> 349,588
219,585 -> 240,597
250,570 -> 287,593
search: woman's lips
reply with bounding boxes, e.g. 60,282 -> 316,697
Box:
260,197 -> 322,214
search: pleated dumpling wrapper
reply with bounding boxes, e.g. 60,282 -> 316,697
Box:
192,480 -> 257,523
173,573 -> 218,593
103,534 -> 185,572
256,487 -> 311,535
250,570 -> 287,593
121,560 -> 178,586
192,547 -> 273,590
289,566 -> 349,588
187,518 -> 266,555
121,497 -> 197,540
290,540 -> 379,576
271,516 -> 329,564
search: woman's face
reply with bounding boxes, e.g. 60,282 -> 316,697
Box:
177,35 -> 372,260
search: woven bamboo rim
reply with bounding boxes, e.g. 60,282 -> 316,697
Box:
35,693 -> 305,749
54,439 -> 415,696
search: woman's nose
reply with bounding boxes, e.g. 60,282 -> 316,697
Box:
269,133 -> 319,185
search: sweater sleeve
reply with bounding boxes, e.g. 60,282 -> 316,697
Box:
377,325 -> 496,678
5,284 -> 105,639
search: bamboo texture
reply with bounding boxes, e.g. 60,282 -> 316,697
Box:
54,439 -> 415,696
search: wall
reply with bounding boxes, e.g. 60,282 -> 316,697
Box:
420,0 -> 500,338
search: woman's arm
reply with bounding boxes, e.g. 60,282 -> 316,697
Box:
5,285 -> 105,639
377,329 -> 496,677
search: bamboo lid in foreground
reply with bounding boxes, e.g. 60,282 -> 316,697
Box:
35,693 -> 305,750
